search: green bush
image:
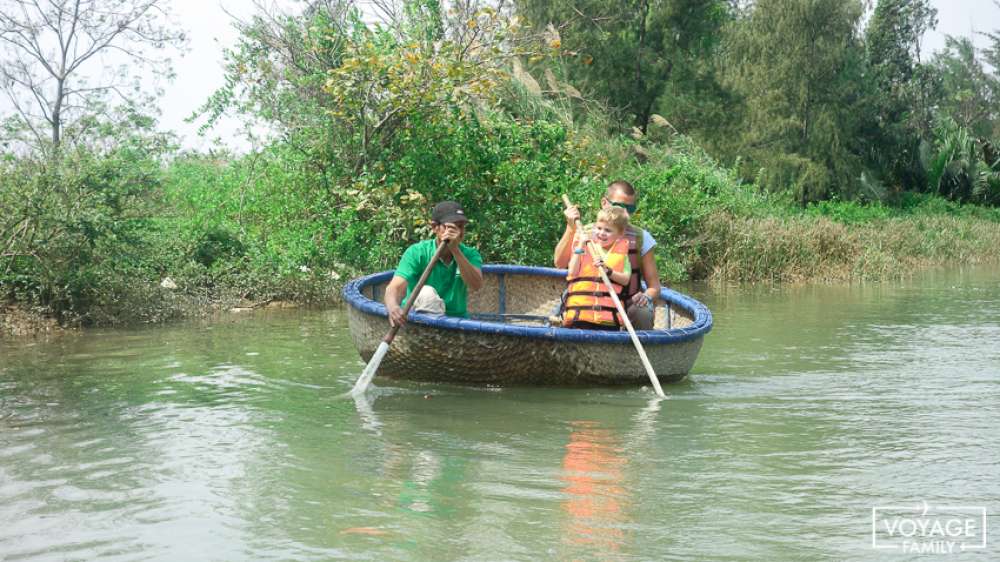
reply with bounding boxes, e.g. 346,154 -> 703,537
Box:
804,200 -> 893,224
0,138 -> 175,324
322,113 -> 594,270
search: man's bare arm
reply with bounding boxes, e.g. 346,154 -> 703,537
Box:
554,205 -> 580,268
384,275 -> 409,326
639,250 -> 661,304
451,244 -> 483,291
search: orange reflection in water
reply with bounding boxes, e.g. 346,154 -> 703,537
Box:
560,421 -> 630,554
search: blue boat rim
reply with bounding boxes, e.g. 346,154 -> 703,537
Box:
342,264 -> 713,344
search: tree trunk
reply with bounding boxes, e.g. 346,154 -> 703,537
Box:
52,77 -> 64,148
634,0 -> 648,127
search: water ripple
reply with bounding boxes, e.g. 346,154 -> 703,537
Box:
2,272 -> 1000,560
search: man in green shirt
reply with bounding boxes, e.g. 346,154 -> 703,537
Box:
384,201 -> 484,326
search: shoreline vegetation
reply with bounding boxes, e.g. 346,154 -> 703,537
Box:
5,169 -> 999,336
3,0 -> 1000,335
3,209 -> 1000,337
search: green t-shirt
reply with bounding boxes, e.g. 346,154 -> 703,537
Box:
395,239 -> 483,318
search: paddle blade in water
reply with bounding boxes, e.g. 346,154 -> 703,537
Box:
351,341 -> 389,396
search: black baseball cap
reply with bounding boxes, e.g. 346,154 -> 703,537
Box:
431,201 -> 468,224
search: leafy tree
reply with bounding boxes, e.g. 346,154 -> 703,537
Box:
0,0 -> 185,151
860,0 -> 937,194
197,0 -> 588,272
918,17 -> 1000,206
718,0 -> 866,203
649,0 -> 734,147
0,122 -> 174,322
515,0 -> 730,131
931,36 -> 1000,140
919,116 -> 1000,205
323,6 -> 520,175
981,9 -> 1000,138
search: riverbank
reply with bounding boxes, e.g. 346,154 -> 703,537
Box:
1,304 -> 61,337
5,218 -> 999,338
4,135 -> 999,333
0,297 -> 311,338
692,211 -> 1000,282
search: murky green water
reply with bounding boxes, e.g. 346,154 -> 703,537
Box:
2,265 -> 998,560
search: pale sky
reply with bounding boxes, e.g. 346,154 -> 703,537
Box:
157,0 -> 289,152
922,0 -> 1000,54
3,1 -> 999,151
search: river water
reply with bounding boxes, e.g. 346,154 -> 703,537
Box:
1,265 -> 998,561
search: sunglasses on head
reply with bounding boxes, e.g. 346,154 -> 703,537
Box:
609,201 -> 637,214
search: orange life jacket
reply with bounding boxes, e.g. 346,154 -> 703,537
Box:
563,238 -> 629,328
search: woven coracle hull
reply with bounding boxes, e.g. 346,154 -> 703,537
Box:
343,265 -> 713,385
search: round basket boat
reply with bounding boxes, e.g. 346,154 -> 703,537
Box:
342,265 -> 713,386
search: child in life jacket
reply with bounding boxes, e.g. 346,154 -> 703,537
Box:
562,206 -> 631,330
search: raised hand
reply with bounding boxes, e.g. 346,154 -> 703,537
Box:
564,204 -> 580,227
442,223 -> 463,250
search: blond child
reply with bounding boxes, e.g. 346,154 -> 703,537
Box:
562,206 -> 631,330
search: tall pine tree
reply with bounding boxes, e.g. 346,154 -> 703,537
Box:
515,0 -> 729,131
719,0 -> 866,203
862,0 -> 938,193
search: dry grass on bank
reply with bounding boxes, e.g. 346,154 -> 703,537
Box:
693,212 -> 1000,282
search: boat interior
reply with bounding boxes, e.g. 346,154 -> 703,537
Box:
360,266 -> 694,330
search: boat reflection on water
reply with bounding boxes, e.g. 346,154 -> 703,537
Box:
560,421 -> 630,554
346,390 -> 662,558
558,398 -> 661,558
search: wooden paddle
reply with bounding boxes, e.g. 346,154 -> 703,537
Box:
562,195 -> 666,398
350,240 -> 451,396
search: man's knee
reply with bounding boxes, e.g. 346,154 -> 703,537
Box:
627,301 -> 654,330
412,286 -> 446,315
